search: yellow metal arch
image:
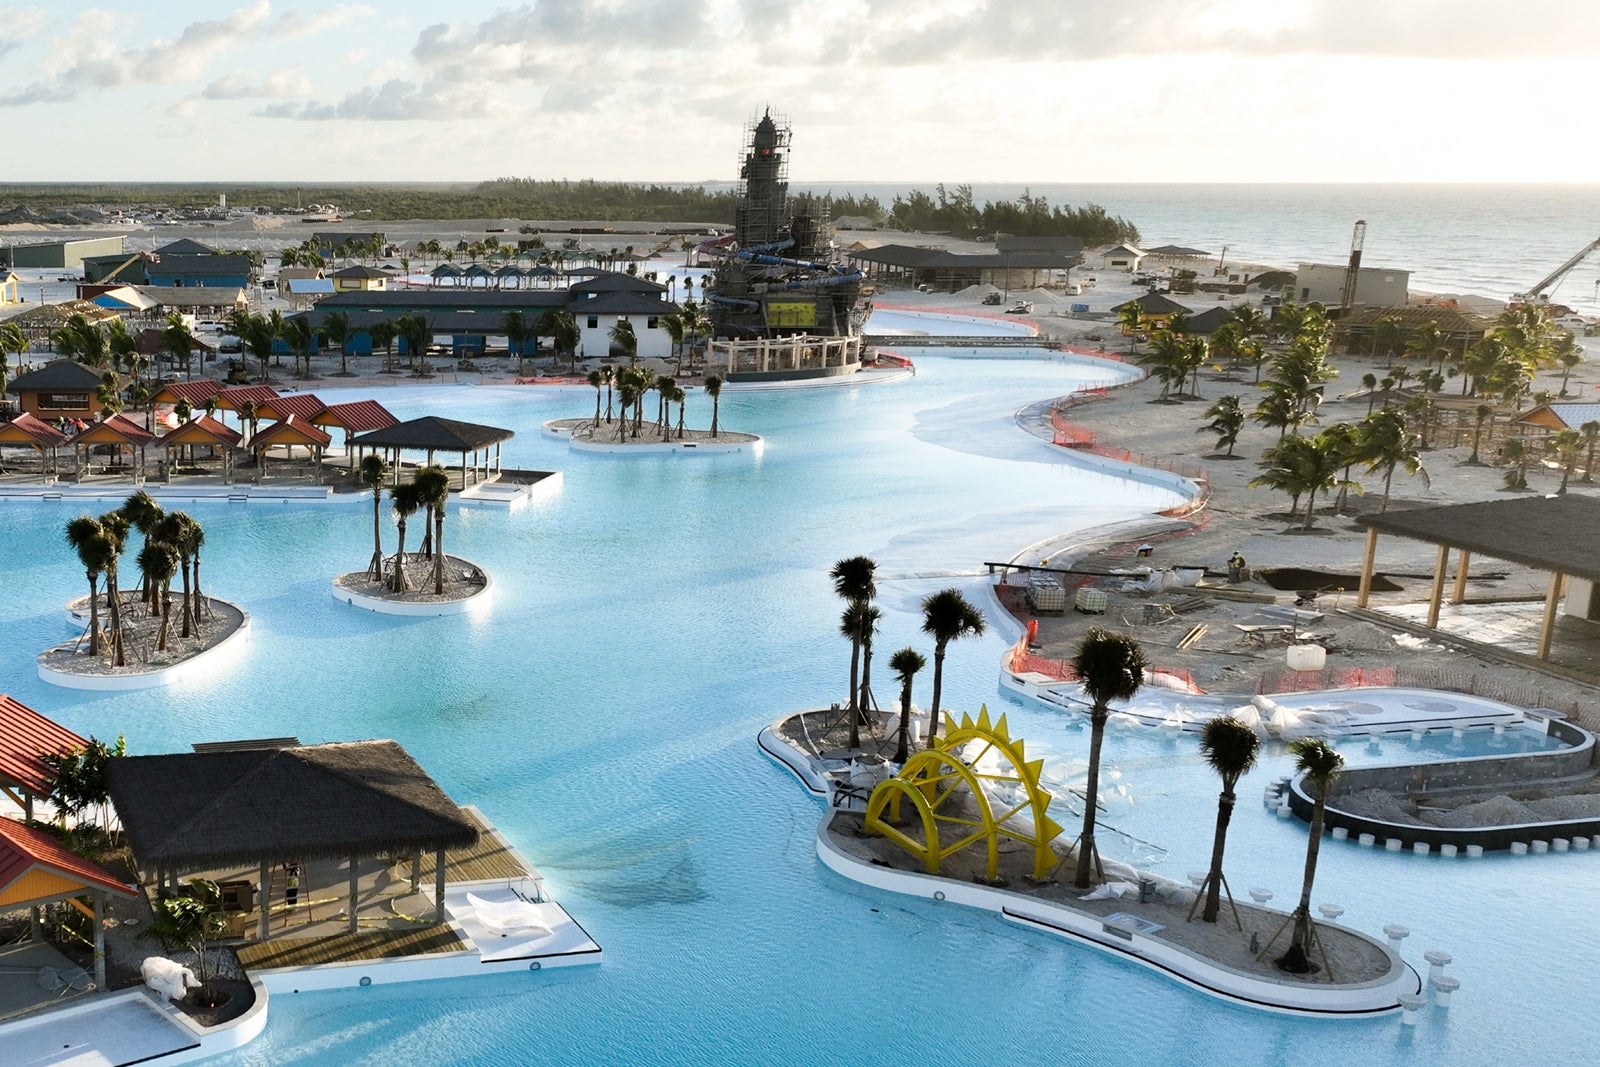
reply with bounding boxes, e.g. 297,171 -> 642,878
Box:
863,705 -> 1064,882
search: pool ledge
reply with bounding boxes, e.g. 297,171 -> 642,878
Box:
37,601 -> 251,691
815,809 -> 1420,1019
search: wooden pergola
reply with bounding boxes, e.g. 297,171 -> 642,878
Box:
249,415 -> 332,483
0,412 -> 70,478
106,740 -> 480,940
161,415 -> 243,483
349,415 -> 514,489
1356,495 -> 1600,660
72,413 -> 155,480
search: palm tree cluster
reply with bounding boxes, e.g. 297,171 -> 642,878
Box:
381,465 -> 453,594
46,315 -> 150,399
64,492 -> 210,666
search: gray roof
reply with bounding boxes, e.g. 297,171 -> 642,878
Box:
1356,495 -> 1600,584
349,415 -> 515,453
106,740 -> 480,869
995,235 -> 1087,255
332,264 -> 389,279
133,286 -> 246,308
1113,292 -> 1193,315
847,244 -> 1078,269
149,253 -> 250,276
153,238 -> 219,256
1145,244 -> 1212,257
8,359 -> 103,395
568,272 -> 667,295
576,292 -> 673,315
1183,306 -> 1235,334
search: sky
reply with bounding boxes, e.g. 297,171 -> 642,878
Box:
3,0 -> 1599,184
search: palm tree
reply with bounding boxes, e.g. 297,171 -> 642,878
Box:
387,480 -> 425,593
120,490 -> 165,610
830,556 -> 877,748
1195,717 -> 1260,924
161,314 -> 195,380
394,313 -> 432,374
503,311 -> 529,375
667,380 -> 687,439
1357,407 -> 1428,511
662,312 -> 688,375
705,375 -> 724,437
888,647 -> 926,765
1068,628 -> 1146,889
587,369 -> 605,427
1547,428 -> 1584,495
282,316 -> 315,380
369,321 -> 398,375
1468,403 -> 1494,464
1361,372 -> 1379,416
610,319 -> 638,367
919,588 -> 986,749
1501,438 -> 1530,491
360,454 -> 388,579
0,319 -> 27,390
65,516 -> 114,657
538,309 -> 580,370
1116,302 -> 1145,354
1276,737 -> 1344,974
137,540 -> 178,652
414,465 -> 452,594
1198,395 -> 1244,456
1581,420 -> 1600,484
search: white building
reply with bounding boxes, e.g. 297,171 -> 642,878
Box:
1295,263 -> 1410,308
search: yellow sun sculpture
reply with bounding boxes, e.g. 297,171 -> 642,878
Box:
863,705 -> 1063,882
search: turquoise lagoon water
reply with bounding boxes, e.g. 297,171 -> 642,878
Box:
3,334 -> 1596,1064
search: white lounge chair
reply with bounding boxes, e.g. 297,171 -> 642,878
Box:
466,891 -> 554,938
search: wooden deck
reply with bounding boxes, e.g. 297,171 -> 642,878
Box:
419,806 -> 537,883
235,925 -> 466,969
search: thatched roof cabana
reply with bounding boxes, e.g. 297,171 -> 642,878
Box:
107,740 -> 479,932
349,415 -> 513,488
1354,495 -> 1600,659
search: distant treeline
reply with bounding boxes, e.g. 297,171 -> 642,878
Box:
0,179 -> 1140,241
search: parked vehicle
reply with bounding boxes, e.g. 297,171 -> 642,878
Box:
1006,301 -> 1034,314
981,292 -> 1004,305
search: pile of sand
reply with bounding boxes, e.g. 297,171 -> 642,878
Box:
1428,795 -> 1543,828
1527,795 -> 1600,820
1338,788 -> 1424,825
1327,622 -> 1395,652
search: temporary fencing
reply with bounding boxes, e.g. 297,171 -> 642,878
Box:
1255,663 -> 1587,720
1007,637 -> 1203,693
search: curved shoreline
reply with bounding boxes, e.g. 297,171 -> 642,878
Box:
331,554 -> 492,616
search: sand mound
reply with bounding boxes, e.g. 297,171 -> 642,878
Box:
1428,795 -> 1543,828
1328,622 -> 1395,652
954,284 -> 998,300
1527,795 -> 1600,820
1337,788 -> 1423,825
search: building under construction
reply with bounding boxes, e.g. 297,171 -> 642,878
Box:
702,111 -> 869,382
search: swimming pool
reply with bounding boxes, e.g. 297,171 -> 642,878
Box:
2,326 -> 1591,1064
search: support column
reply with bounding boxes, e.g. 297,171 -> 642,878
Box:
347,853 -> 359,935
1451,549 -> 1472,605
1426,544 -> 1450,628
1356,528 -> 1379,607
1539,571 -> 1564,661
434,846 -> 447,922
93,892 -> 105,989
258,858 -> 270,941
410,849 -> 422,894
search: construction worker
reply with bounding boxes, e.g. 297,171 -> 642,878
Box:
1228,552 -> 1247,583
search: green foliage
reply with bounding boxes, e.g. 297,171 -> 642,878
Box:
885,184 -> 1139,243
42,734 -> 126,829
142,879 -> 227,988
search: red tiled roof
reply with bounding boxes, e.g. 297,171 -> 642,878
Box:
319,399 -> 399,434
0,694 -> 85,797
0,412 -> 70,447
162,415 -> 243,448
257,393 -> 328,422
150,379 -> 224,407
0,817 -> 137,901
73,412 -> 156,447
251,414 -> 332,449
215,385 -> 280,412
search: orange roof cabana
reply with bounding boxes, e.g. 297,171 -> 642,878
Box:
255,392 -> 328,424
251,414 -> 333,484
214,384 -> 280,415
315,399 -> 400,453
0,694 -> 85,817
0,817 -> 137,989
161,415 -> 244,484
0,412 -> 71,477
71,412 -> 157,480
148,378 -> 224,409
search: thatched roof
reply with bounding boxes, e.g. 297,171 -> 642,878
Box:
1356,496 -> 1600,583
350,415 -> 513,453
107,740 -> 480,869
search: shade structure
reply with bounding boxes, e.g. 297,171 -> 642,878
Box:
72,412 -> 155,480
0,694 -> 85,814
0,816 -> 136,988
348,415 -> 513,488
250,414 -> 332,483
161,415 -> 243,483
0,412 -> 70,477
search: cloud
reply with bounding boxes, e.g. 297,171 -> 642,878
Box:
255,78 -> 494,121
203,67 -> 313,100
0,7 -> 47,60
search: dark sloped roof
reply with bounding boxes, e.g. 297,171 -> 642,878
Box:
1113,292 -> 1193,315
107,740 -> 479,868
995,235 -> 1086,254
1356,496 -> 1600,583
1184,306 -> 1235,334
350,415 -> 514,453
332,264 -> 389,279
149,254 -> 250,276
8,359 -> 103,395
568,272 -> 666,295
154,238 -> 219,256
578,292 -> 673,314
1145,244 -> 1212,256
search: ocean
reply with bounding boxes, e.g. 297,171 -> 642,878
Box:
790,182 -> 1600,313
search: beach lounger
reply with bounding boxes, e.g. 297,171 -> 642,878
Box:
466,891 -> 554,938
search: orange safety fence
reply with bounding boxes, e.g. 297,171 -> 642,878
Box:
1008,638 -> 1204,693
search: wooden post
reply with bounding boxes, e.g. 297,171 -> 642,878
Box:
93,892 -> 106,988
258,858 -> 270,941
1451,549 -> 1472,605
1538,571 -> 1563,660
1426,544 -> 1450,628
434,845 -> 447,922
1356,527 -> 1379,607
347,853 -> 359,934
409,848 -> 422,894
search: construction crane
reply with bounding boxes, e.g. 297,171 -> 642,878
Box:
1513,235 -> 1600,304
1338,220 -> 1366,310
